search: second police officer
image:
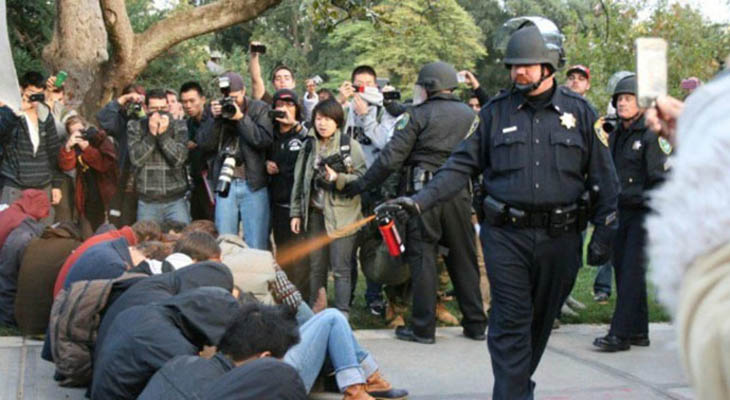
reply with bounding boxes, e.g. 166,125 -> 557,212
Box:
344,61 -> 489,344
377,17 -> 620,399
593,74 -> 671,351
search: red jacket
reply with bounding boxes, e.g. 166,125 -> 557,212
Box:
0,189 -> 50,249
52,226 -> 137,297
58,134 -> 117,216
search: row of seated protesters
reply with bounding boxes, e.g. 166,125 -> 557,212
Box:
0,189 -> 407,400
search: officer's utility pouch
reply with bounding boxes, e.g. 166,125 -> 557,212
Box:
548,204 -> 578,237
406,166 -> 431,194
483,196 -> 508,226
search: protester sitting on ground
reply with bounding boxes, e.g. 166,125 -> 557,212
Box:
14,222 -> 82,335
201,357 -> 308,399
285,308 -> 409,399
61,238 -> 165,289
52,220 -> 161,296
129,231 -> 221,274
58,116 -> 118,238
138,302 -> 302,400
0,214 -> 47,326
290,99 -> 366,315
0,189 -> 50,249
90,287 -> 240,399
181,219 -> 218,238
95,261 -> 235,360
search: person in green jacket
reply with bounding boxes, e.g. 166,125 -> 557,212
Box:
290,99 -> 366,315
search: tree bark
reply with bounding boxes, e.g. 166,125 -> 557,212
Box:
42,0 -> 283,118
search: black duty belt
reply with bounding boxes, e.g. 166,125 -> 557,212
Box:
483,195 -> 584,236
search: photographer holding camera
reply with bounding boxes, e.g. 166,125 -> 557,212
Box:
196,72 -> 274,250
128,89 -> 190,226
58,116 -> 117,237
0,71 -> 63,224
97,84 -> 146,227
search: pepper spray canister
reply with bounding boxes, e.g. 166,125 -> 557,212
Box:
377,214 -> 405,257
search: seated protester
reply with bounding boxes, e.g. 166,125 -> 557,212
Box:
200,357 -> 307,400
266,89 -> 310,301
196,72 -> 273,250
138,302 -> 302,400
285,308 -> 408,399
131,231 -> 221,275
90,287 -> 240,399
96,84 -> 145,227
159,220 -> 188,242
290,99 -> 366,314
128,89 -> 190,225
62,238 -> 157,289
14,222 -> 82,335
0,189 -> 50,249
95,261 -> 234,358
52,220 -> 161,297
0,72 -> 63,223
0,217 -> 46,326
181,219 -> 218,238
58,116 -> 118,238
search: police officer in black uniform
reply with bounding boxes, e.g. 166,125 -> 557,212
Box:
376,18 -> 620,399
343,61 -> 488,344
593,74 -> 671,352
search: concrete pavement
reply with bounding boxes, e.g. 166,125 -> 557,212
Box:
0,323 -> 692,399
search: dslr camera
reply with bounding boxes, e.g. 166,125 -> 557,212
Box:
29,93 -> 45,102
314,153 -> 350,191
268,109 -> 286,120
80,126 -> 99,142
602,115 -> 619,133
215,147 -> 237,197
125,102 -> 145,119
218,77 -> 238,119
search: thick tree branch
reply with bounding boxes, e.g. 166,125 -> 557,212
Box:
134,0 -> 283,71
99,0 -> 135,66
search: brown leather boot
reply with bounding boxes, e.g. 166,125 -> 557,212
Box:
435,301 -> 459,326
366,371 -> 409,399
343,384 -> 375,400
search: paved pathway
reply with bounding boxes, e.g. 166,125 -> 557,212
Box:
0,323 -> 692,399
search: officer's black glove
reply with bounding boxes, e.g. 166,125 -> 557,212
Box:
587,226 -> 614,266
341,179 -> 366,198
374,196 -> 421,222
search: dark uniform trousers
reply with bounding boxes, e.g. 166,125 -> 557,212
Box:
609,207 -> 649,337
406,187 -> 487,338
481,224 -> 581,400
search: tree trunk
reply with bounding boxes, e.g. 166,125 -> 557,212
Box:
42,0 -> 283,119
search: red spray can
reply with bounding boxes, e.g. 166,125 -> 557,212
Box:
377,214 -> 405,257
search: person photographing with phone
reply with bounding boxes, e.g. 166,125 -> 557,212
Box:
266,89 -> 310,300
58,116 -> 117,237
0,71 -> 63,223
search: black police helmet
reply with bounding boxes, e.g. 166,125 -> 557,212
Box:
502,18 -> 565,72
416,61 -> 459,93
611,74 -> 637,108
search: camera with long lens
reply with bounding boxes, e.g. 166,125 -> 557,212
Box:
314,153 -> 349,191
215,148 -> 237,197
602,115 -> 619,133
218,77 -> 238,119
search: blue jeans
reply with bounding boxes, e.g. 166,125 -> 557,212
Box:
214,179 -> 270,250
593,262 -> 613,296
137,197 -> 191,225
284,309 -> 377,393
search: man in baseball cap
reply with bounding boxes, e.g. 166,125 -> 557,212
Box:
565,64 -> 591,97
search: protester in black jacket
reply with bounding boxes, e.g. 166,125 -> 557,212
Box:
95,261 -> 234,352
90,287 -> 240,399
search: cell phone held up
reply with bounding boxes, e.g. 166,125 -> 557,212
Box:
636,37 -> 668,108
250,44 -> 267,54
268,110 -> 286,120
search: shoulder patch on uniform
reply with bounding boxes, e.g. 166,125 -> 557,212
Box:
593,119 -> 609,147
658,137 -> 672,155
396,113 -> 410,131
465,115 -> 480,139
